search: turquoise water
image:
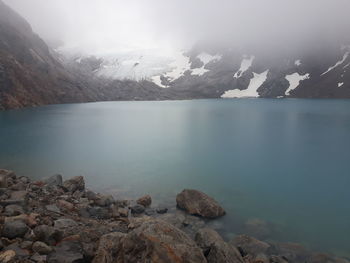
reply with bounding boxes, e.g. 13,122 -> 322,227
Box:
1,99 -> 350,256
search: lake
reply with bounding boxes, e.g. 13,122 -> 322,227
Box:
1,99 -> 350,257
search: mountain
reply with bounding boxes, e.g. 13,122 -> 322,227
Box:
0,0 -> 170,109
1,0 -> 350,110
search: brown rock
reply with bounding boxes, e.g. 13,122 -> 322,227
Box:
136,195 -> 152,207
92,232 -> 126,263
230,235 -> 270,257
176,189 -> 225,218
94,219 -> 206,263
0,250 -> 16,263
195,228 -> 244,263
57,200 -> 74,211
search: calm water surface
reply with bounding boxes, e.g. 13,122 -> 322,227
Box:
1,99 -> 350,256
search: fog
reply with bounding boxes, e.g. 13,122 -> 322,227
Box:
4,0 -> 350,55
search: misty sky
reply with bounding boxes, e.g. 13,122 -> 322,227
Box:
4,0 -> 350,55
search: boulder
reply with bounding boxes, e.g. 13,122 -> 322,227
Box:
2,221 -> 29,239
92,232 -> 126,263
136,195 -> 152,207
195,228 -> 244,263
176,189 -> 225,218
230,235 -> 270,257
88,206 -> 111,219
94,194 -> 115,207
63,176 -> 85,192
43,174 -> 63,187
33,225 -> 62,245
57,200 -> 74,211
99,219 -> 206,263
32,241 -> 53,255
130,204 -> 145,214
4,204 -> 24,216
0,250 -> 16,263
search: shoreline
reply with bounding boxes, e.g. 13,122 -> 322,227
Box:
0,169 -> 349,263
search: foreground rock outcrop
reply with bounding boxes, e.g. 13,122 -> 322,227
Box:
0,169 -> 349,263
176,189 -> 226,218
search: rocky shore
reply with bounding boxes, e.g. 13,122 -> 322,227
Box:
0,169 -> 348,263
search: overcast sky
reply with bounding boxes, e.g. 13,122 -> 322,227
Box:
4,0 -> 350,55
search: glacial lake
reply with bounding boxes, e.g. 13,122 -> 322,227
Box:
1,99 -> 350,257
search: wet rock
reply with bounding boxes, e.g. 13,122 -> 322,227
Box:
54,219 -> 78,229
57,200 -> 74,211
92,232 -> 126,263
86,190 -> 98,201
230,235 -> 270,257
144,208 -> 156,216
195,228 -> 244,263
32,241 -> 53,255
88,206 -> 110,219
45,204 -> 61,214
269,242 -> 310,263
176,189 -> 225,218
0,250 -> 16,263
136,195 -> 152,207
270,255 -> 289,263
4,204 -> 24,216
63,176 -> 85,192
47,241 -> 84,263
94,194 -> 114,207
118,207 -> 129,217
43,174 -> 63,187
33,225 -> 62,245
156,207 -> 168,214
2,221 -> 29,239
130,204 -> 145,214
244,218 -> 271,239
100,219 -> 206,263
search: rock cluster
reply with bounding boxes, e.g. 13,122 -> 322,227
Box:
0,169 -> 348,263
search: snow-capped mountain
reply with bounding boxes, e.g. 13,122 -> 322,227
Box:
57,42 -> 350,99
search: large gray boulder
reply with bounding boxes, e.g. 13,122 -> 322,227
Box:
93,219 -> 206,263
195,228 -> 244,263
176,189 -> 225,218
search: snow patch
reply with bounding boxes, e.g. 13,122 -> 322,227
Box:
191,53 -> 221,76
285,73 -> 310,95
222,70 -> 268,98
338,82 -> 344,88
321,52 -> 349,75
295,60 -> 301,66
151,75 -> 167,88
233,55 -> 255,78
343,63 -> 350,69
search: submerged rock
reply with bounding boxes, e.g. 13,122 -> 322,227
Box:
195,228 -> 244,263
230,235 -> 270,257
176,189 -> 225,218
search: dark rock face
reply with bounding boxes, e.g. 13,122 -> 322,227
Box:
176,189 -> 225,218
